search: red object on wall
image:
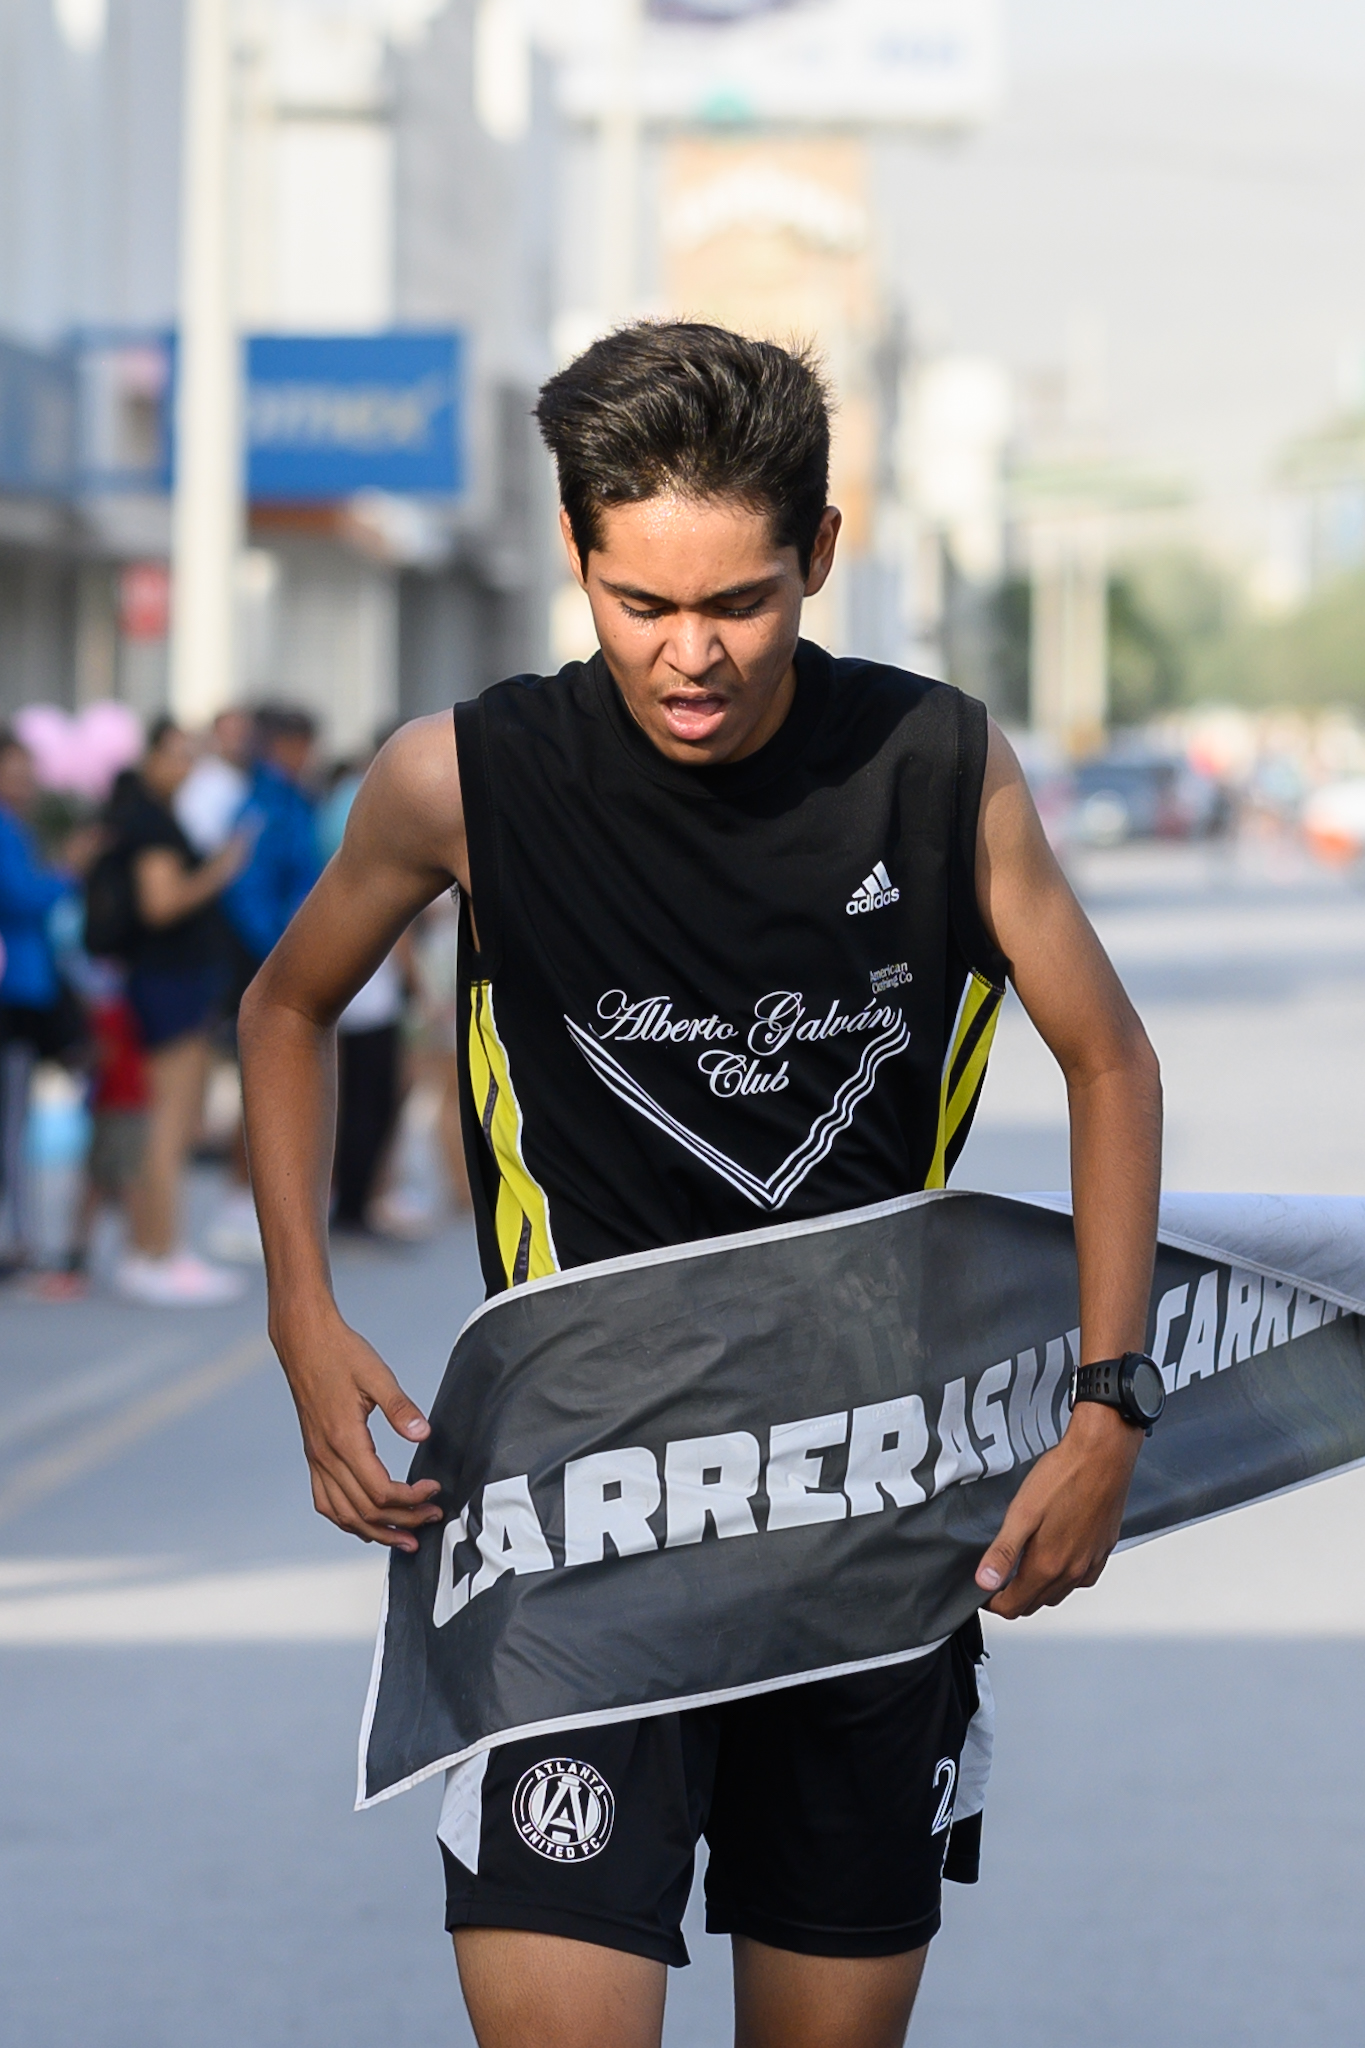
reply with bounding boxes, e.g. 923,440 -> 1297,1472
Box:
119,561 -> 171,642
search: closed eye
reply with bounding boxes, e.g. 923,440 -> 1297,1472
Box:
619,598 -> 767,621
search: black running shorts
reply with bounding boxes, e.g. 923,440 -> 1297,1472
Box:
440,1621 -> 987,1968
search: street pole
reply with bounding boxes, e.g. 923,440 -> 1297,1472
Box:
170,0 -> 240,727
598,0 -> 642,321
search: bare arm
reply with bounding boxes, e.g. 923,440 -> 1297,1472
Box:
134,837 -> 247,925
238,714 -> 469,1550
971,720 -> 1162,1618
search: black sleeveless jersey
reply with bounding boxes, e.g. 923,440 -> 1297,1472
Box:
453,640 -> 1008,1297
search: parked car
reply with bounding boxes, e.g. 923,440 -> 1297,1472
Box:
1070,752 -> 1224,846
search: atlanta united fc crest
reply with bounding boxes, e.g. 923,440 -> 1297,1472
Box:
513,1758 -> 616,1863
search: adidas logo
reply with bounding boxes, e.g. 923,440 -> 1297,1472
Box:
846,861 -> 900,915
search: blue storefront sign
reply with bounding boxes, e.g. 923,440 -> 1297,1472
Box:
245,331 -> 464,500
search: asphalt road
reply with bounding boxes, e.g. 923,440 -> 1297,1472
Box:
2,835 -> 1363,2047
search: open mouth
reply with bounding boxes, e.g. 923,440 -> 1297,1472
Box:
660,691 -> 730,741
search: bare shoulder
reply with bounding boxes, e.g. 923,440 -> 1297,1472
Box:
978,716 -> 1049,871
342,712 -> 466,887
981,714 -> 1029,808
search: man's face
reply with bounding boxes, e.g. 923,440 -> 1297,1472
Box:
0,743 -> 37,817
565,493 -> 840,767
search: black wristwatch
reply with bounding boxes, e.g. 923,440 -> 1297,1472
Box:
1072,1352 -> 1165,1433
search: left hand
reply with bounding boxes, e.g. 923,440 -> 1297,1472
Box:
975,1403 -> 1143,1618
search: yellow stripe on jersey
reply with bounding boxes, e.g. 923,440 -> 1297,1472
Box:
467,980 -> 560,1288
923,971 -> 1003,1191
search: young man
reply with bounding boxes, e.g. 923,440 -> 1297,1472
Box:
241,323 -> 1161,2048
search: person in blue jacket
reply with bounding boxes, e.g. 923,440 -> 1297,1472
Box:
0,727 -> 97,1268
222,705 -> 322,968
208,704 -> 322,1263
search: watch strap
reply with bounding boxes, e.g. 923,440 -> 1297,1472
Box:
1073,1357 -> 1126,1406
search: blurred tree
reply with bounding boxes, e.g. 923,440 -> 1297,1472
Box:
1108,577 -> 1181,725
1196,567 -> 1365,708
961,574 -> 1030,725
1108,551 -> 1238,724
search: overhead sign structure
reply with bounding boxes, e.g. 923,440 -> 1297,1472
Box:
546,0 -> 1003,129
245,331 -> 465,501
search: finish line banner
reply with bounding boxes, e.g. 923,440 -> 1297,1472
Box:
359,1191 -> 1365,1807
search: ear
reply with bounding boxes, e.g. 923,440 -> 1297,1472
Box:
559,506 -> 588,589
802,506 -> 842,597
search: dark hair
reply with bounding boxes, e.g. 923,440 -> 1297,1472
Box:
0,725 -> 23,759
146,714 -> 181,752
254,703 -> 317,744
534,321 -> 832,577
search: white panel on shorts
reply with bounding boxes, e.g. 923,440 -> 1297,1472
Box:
950,1662 -> 995,1822
438,1751 -> 491,1874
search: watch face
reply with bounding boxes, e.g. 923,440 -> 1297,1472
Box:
1126,1355 -> 1166,1423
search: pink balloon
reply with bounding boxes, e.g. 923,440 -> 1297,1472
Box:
13,700 -> 144,801
14,705 -> 81,791
73,701 -> 143,797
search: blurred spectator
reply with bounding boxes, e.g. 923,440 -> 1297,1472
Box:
0,727 -> 97,1273
410,893 -> 471,1216
104,718 -> 250,1304
174,707 -> 254,856
333,941 -> 411,1235
315,756 -> 364,870
209,705 -> 322,1263
222,705 -> 321,966
316,750 -> 411,1236
48,967 -> 151,1298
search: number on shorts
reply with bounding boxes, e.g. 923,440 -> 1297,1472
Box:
930,1756 -> 956,1835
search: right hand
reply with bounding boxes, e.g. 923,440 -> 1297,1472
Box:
278,1313 -> 443,1551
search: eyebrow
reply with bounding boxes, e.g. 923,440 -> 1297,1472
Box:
598,576 -> 778,606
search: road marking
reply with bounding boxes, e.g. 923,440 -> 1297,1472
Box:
0,1333 -> 273,1528
0,1335 -> 189,1455
0,1557 -> 166,1593
0,1557 -> 385,1643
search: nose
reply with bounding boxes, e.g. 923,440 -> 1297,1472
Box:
664,611 -> 724,681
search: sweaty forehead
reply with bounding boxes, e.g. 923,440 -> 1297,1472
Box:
591,491 -> 791,598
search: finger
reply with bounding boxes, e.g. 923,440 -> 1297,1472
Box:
315,1466 -> 434,1552
311,1468 -> 355,1534
315,1417 -> 441,1511
324,1452 -> 441,1515
366,1362 -> 432,1444
976,1496 -> 1044,1595
313,1468 -> 374,1544
315,1451 -> 443,1536
995,1555 -> 1094,1619
332,1467 -> 442,1518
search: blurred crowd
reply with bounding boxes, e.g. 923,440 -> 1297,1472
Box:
4,689 -> 1364,1307
0,703 -> 468,1305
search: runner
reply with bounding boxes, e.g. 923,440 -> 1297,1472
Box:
241,322 -> 1162,2048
